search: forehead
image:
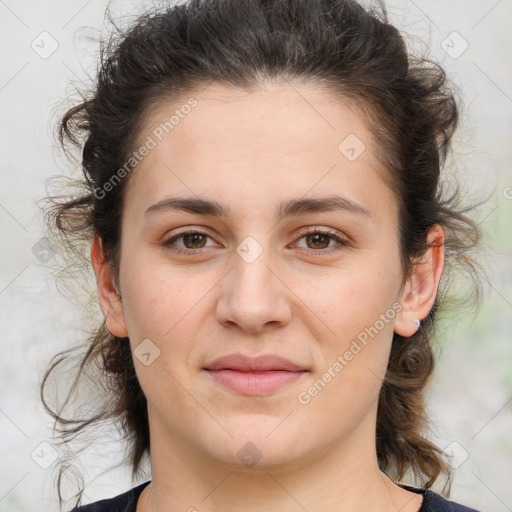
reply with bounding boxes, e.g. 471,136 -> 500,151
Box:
140,81 -> 372,147
124,81 -> 397,224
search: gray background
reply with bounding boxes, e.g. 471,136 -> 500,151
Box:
0,0 -> 511,511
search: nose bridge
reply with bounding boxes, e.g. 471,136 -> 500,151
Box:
217,234 -> 291,331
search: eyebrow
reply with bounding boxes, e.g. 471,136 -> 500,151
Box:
144,195 -> 372,221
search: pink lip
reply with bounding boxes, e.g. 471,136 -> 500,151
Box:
203,353 -> 309,395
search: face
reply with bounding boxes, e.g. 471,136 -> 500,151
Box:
93,81 -> 438,472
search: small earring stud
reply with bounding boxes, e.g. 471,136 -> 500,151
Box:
414,318 -> 421,329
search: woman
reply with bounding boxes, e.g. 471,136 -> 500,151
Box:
40,0 -> 488,510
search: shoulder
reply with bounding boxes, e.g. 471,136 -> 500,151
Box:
400,483 -> 483,512
68,481 -> 151,512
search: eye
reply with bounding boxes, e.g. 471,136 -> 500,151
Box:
162,226 -> 351,257
292,227 -> 351,256
162,228 -> 218,255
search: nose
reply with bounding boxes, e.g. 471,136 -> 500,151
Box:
216,244 -> 292,333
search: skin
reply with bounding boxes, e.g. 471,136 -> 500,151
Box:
91,81 -> 445,512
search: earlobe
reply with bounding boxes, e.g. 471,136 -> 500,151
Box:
90,235 -> 128,338
393,224 -> 445,338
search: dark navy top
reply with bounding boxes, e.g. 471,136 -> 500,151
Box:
70,480 -> 482,511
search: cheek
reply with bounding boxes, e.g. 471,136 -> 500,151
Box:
120,263 -> 217,378
121,262 -> 197,339
295,263 -> 397,400
122,272 -> 202,401
298,264 -> 399,339
298,327 -> 393,430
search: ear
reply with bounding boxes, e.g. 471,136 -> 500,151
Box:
394,224 -> 445,337
90,234 -> 128,338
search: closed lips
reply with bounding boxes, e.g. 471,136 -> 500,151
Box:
204,353 -> 308,372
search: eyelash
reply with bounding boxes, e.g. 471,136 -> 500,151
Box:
162,227 -> 351,256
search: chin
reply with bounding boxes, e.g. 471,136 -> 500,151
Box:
199,415 -> 311,471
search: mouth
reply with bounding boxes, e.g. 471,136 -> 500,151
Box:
203,353 -> 309,395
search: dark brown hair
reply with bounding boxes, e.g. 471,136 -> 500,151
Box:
39,0 -> 490,508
